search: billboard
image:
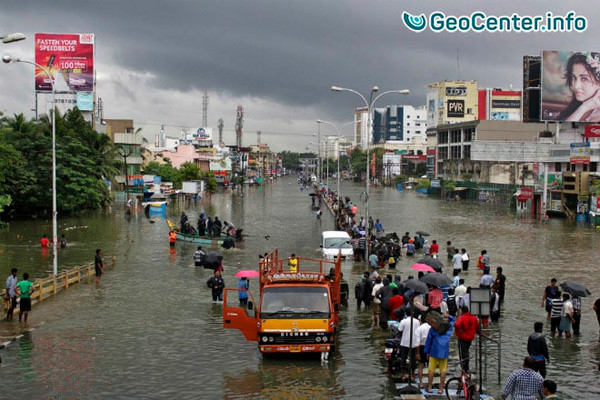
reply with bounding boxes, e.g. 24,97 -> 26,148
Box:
584,125 -> 600,137
522,55 -> 541,123
34,33 -> 95,92
541,50 -> 600,122
570,142 -> 590,164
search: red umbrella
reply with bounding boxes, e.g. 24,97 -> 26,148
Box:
235,269 -> 260,278
410,263 -> 436,273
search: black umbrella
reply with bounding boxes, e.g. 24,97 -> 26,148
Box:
560,281 -> 591,297
415,231 -> 430,236
202,251 -> 223,270
420,272 -> 453,287
403,278 -> 429,294
417,256 -> 444,272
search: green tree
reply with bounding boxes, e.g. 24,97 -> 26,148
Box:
200,171 -> 217,193
278,151 -> 300,171
180,162 -> 201,181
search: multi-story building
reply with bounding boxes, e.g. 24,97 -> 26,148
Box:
103,119 -> 144,191
426,81 -> 479,128
478,88 -> 522,121
373,105 -> 427,144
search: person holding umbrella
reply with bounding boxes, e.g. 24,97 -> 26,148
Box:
560,280 -> 591,335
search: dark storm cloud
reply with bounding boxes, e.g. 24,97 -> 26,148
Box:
1,1 -> 598,148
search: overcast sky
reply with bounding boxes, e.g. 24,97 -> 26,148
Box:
1,1 -> 598,151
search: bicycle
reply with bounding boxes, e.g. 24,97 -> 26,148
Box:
445,368 -> 479,400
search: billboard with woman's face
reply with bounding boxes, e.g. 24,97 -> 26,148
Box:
541,50 -> 600,122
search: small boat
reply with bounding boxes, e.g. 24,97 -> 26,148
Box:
166,219 -> 227,246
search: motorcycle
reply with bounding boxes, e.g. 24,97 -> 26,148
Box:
384,338 -> 403,375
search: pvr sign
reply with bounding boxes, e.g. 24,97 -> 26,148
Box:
447,100 -> 465,118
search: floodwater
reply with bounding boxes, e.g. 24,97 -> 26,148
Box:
0,177 -> 599,399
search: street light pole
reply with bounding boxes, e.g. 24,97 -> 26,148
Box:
331,86 -> 409,266
3,55 -> 58,276
317,119 -> 361,228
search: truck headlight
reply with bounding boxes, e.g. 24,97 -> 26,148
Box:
262,336 -> 268,343
316,336 -> 322,342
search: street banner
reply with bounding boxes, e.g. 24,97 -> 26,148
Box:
34,33 -> 95,92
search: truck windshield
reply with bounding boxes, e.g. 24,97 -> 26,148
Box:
323,237 -> 352,249
260,287 -> 330,318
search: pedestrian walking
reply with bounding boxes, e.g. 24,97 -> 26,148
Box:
549,293 -> 564,336
207,270 -> 225,303
429,240 -> 439,257
169,229 -> 177,247
454,305 -> 480,373
452,248 -> 462,277
490,287 -> 501,322
4,267 -> 18,321
558,293 -> 574,338
493,266 -> 506,303
15,272 -> 35,322
397,310 -> 420,382
571,295 -> 582,335
500,357 -> 544,400
461,248 -> 469,271
371,277 -> 384,326
237,277 -> 249,306
446,241 -> 455,261
355,271 -> 373,309
415,314 -> 431,389
527,322 -> 549,378
94,248 -> 104,285
424,315 -> 455,394
542,278 -> 561,318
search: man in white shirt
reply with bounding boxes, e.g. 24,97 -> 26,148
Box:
371,277 -> 384,326
455,279 -> 467,298
452,249 -> 462,277
415,314 -> 431,389
398,313 -> 420,382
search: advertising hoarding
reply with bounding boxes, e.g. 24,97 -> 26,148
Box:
34,33 -> 95,92
193,127 -> 212,141
584,125 -> 600,137
570,142 -> 590,164
541,50 -> 600,122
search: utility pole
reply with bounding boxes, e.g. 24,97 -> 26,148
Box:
257,130 -> 261,145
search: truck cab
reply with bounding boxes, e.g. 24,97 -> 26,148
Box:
222,249 -> 341,356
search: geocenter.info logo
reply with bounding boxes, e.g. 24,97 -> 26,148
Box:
402,11 -> 587,33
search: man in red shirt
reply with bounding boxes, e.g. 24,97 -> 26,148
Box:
429,240 -> 439,257
387,287 -> 404,320
454,305 -> 480,373
40,234 -> 49,248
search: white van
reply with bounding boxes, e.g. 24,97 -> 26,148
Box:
321,231 -> 353,259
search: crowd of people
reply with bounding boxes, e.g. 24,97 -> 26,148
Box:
312,187 -> 600,398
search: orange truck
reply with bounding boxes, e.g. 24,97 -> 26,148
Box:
222,249 -> 342,358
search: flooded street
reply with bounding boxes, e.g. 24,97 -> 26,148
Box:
1,177 -> 599,399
